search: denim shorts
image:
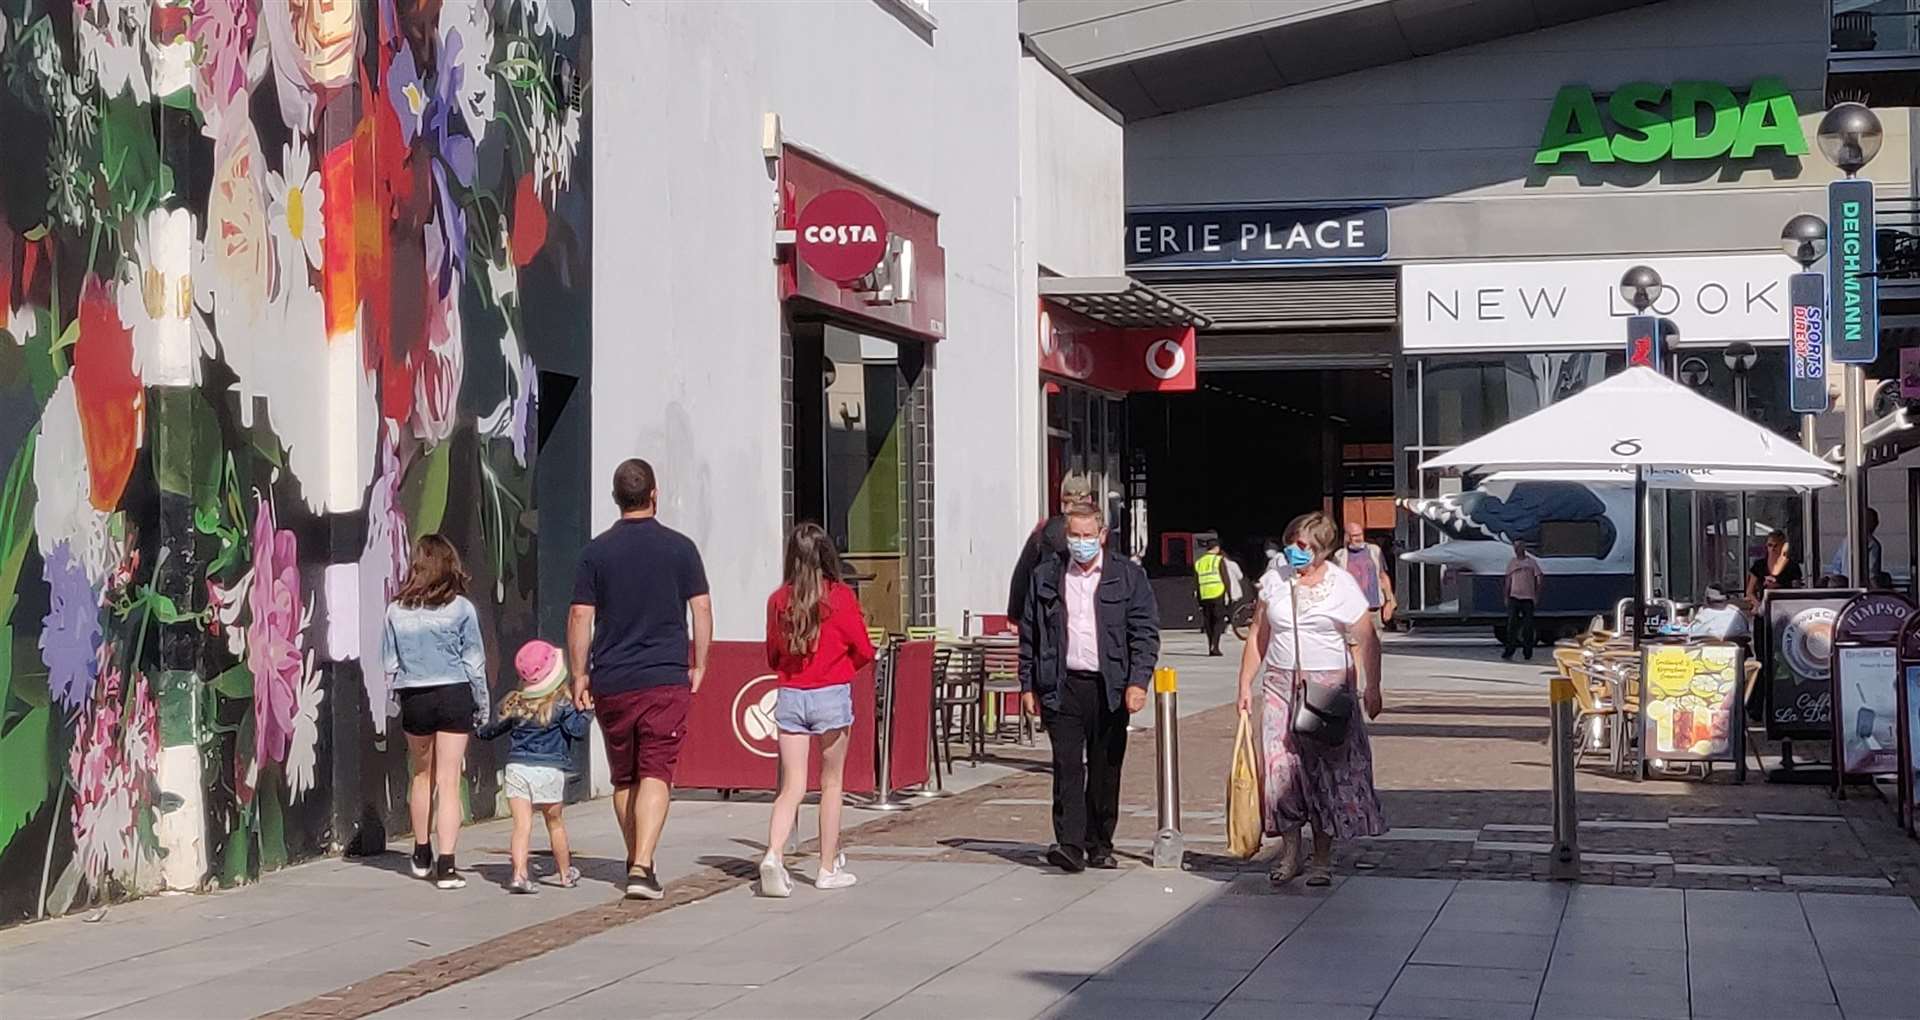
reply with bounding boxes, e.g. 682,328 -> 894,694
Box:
774,684 -> 855,735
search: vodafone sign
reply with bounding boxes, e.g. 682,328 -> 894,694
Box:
795,189 -> 889,283
1039,301 -> 1197,393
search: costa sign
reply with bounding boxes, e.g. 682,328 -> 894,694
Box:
795,188 -> 889,283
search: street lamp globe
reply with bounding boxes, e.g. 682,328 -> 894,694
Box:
1816,103 -> 1883,175
1619,265 -> 1664,312
1780,214 -> 1828,269
1723,341 -> 1758,375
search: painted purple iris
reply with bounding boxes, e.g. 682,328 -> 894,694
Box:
40,542 -> 102,711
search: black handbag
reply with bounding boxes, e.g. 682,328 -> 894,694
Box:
1290,577 -> 1355,746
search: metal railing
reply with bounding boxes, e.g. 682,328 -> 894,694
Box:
1832,6 -> 1920,56
1875,196 -> 1920,281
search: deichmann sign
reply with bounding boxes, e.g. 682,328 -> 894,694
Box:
1828,178 -> 1879,364
1401,254 -> 1796,353
1124,206 -> 1388,267
1789,272 -> 1829,413
1534,78 -> 1807,166
794,188 -> 890,283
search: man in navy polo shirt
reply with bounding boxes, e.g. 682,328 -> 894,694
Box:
568,459 -> 712,899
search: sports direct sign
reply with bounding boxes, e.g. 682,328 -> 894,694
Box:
794,188 -> 889,283
1039,301 -> 1197,393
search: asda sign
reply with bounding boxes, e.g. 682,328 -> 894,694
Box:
1534,79 -> 1808,166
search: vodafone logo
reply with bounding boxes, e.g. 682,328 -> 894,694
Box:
1039,310 -> 1055,355
729,674 -> 783,758
1144,338 -> 1187,380
794,189 -> 889,283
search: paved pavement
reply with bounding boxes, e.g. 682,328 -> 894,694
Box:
6,631 -> 1920,1020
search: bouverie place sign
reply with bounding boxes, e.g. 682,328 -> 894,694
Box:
795,188 -> 889,283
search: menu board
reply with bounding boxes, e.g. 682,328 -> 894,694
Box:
1835,646 -> 1900,776
1764,592 -> 1856,740
1641,643 -> 1742,762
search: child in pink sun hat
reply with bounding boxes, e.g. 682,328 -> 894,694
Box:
477,639 -> 590,893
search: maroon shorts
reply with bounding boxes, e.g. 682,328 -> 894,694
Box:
595,685 -> 691,788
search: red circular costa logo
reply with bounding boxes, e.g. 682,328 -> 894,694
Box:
795,189 -> 889,283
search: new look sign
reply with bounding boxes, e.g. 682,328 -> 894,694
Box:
1402,254 -> 1797,353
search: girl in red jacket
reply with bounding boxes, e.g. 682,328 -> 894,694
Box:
759,523 -> 876,897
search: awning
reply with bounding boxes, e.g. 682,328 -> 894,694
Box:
1422,368 -> 1838,478
1039,276 -> 1212,330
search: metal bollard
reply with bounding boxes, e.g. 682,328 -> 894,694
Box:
1548,673 -> 1581,880
870,642 -> 910,812
1151,667 -> 1184,869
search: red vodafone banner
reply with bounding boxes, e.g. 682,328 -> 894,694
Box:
1039,300 -> 1196,393
887,640 -> 935,791
673,641 -> 876,793
795,189 -> 888,282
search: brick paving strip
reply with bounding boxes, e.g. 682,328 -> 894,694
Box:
256,769 -> 1053,1020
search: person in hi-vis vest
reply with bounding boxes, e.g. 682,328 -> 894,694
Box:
1193,534 -> 1231,657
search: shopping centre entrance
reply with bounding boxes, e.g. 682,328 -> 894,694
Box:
1127,363 -> 1395,621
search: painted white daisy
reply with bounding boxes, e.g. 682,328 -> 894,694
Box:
285,652 -> 325,804
267,138 -> 327,272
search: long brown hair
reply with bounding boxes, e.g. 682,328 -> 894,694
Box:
394,534 -> 470,609
496,687 -> 569,728
779,523 -> 843,658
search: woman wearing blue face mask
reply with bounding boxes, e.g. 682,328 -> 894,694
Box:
1235,511 -> 1387,886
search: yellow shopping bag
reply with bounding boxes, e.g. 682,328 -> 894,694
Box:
1226,709 -> 1262,859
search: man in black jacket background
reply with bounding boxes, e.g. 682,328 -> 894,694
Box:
1005,473 -> 1094,628
1018,502 -> 1160,872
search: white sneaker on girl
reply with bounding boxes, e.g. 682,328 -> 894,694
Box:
759,854 -> 793,898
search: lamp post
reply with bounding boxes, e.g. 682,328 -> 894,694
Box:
1621,267 -> 1665,639
1816,103 -> 1883,587
1723,340 -> 1758,591
1781,213 -> 1830,574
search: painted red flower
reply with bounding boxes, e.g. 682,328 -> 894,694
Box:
511,174 -> 548,267
71,275 -> 143,511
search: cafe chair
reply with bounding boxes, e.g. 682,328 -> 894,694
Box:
977,636 -> 1033,746
933,642 -> 985,771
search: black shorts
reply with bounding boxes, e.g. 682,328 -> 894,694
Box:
398,684 -> 477,736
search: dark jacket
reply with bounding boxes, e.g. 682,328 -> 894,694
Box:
1018,553 -> 1161,712
1006,515 -> 1068,620
476,702 -> 592,770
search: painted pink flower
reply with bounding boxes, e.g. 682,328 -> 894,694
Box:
68,664 -> 152,886
191,0 -> 258,133
247,498 -> 302,769
409,256 -> 463,445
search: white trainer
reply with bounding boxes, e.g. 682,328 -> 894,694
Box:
759,855 -> 792,898
815,856 -> 857,890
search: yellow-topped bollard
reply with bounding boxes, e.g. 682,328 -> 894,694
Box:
1152,664 -> 1183,869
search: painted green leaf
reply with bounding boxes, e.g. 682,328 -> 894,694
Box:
209,663 -> 253,700
150,389 -> 223,515
44,854 -> 83,918
0,705 -> 53,858
257,777 -> 287,872
99,94 -> 173,220
409,441 -> 452,537
218,815 -> 252,887
154,670 -> 197,748
250,426 -> 285,470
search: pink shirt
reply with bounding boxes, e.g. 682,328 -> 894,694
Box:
1506,554 -> 1544,601
1064,553 -> 1103,672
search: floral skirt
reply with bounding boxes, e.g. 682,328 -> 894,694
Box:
1260,666 -> 1388,841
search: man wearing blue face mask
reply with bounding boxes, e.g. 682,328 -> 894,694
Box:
1018,503 -> 1161,872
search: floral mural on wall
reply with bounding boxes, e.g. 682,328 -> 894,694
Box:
0,0 -> 589,925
